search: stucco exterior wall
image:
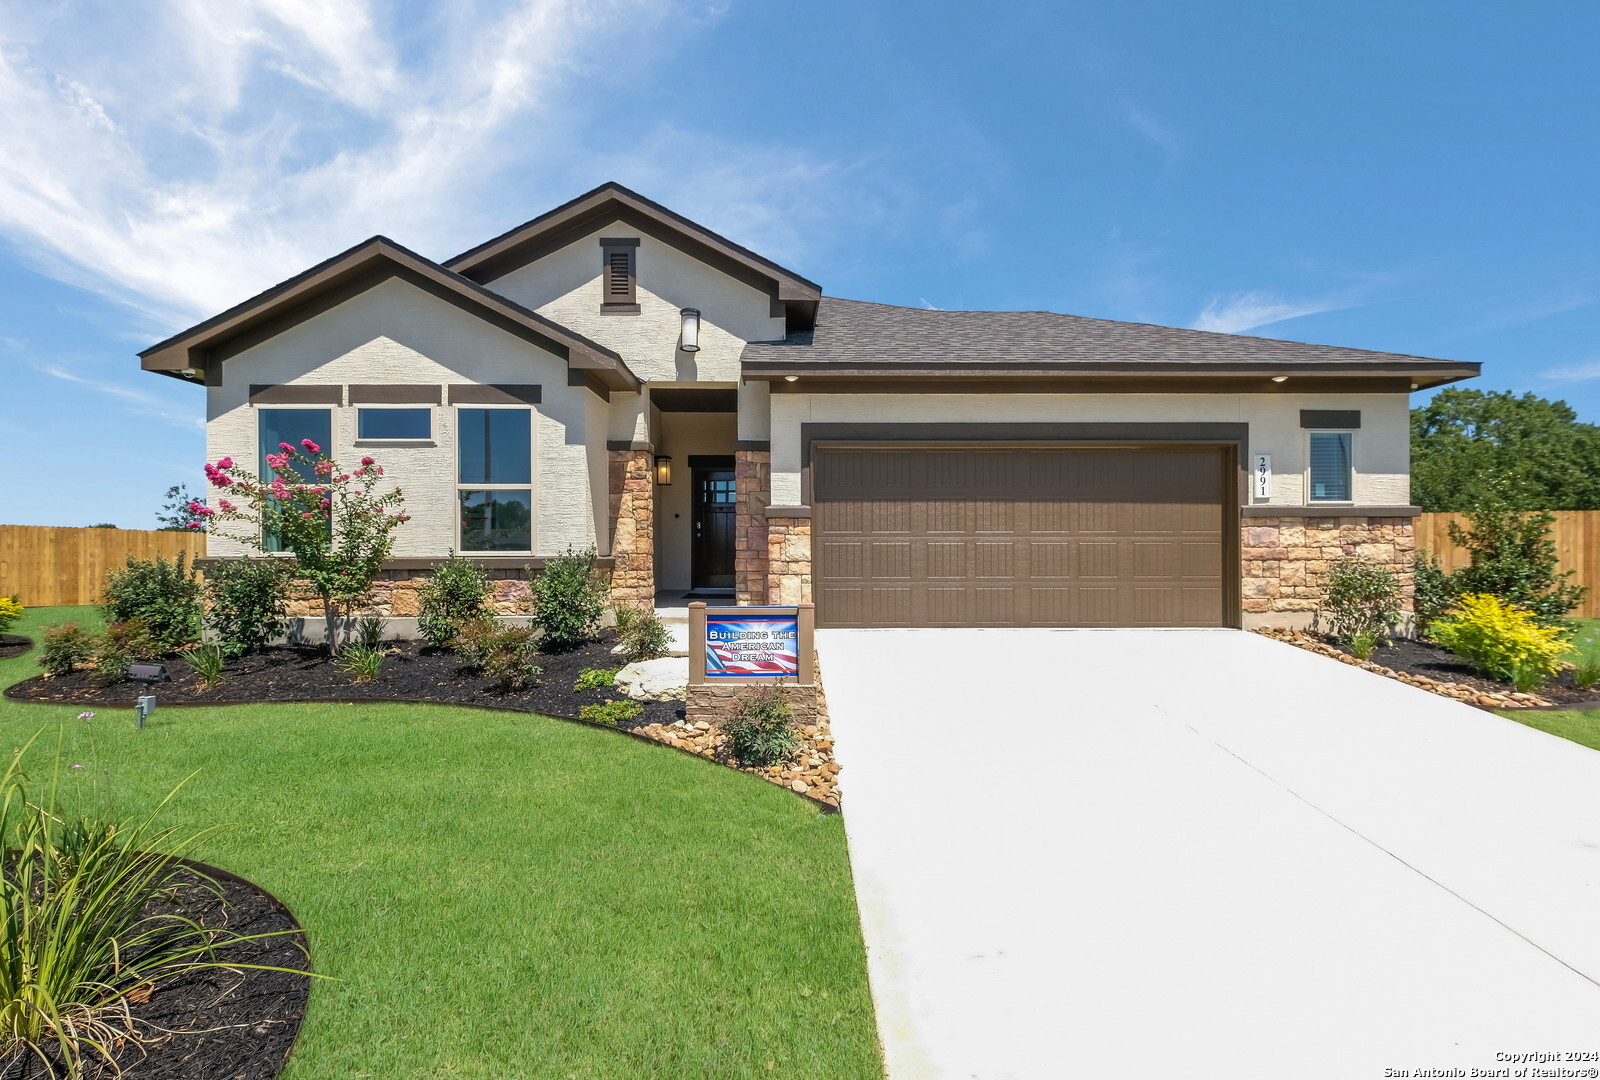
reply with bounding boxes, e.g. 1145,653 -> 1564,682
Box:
653,410 -> 739,592
203,276 -> 606,558
766,391 -> 1412,508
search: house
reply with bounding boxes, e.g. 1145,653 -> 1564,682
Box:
141,182 -> 1478,631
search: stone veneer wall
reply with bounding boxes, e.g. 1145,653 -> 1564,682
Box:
278,567 -> 538,619
685,680 -> 819,729
607,448 -> 654,609
734,449 -> 771,605
765,517 -> 812,605
1241,515 -> 1415,629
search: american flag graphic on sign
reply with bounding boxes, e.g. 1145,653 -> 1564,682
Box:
705,613 -> 800,677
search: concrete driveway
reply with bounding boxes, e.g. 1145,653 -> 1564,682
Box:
818,628 -> 1600,1080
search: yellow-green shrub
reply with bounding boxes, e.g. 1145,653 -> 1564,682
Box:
1430,593 -> 1572,692
0,596 -> 22,635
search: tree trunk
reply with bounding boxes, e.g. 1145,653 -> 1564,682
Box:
322,594 -> 341,653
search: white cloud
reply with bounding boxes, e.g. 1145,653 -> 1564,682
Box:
0,0 -> 846,331
1542,357 -> 1600,382
1191,290 -> 1348,335
34,364 -> 204,431
1122,101 -> 1180,165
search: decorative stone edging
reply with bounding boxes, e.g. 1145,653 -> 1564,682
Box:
1250,627 -> 1555,709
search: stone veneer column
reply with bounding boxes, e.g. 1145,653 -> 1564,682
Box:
765,516 -> 812,605
734,449 -> 771,606
607,448 -> 654,609
1240,515 -> 1415,628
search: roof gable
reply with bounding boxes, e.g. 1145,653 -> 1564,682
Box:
445,181 -> 822,305
140,237 -> 640,393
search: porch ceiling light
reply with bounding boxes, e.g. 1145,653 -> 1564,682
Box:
1271,375 -> 1288,383
679,308 -> 701,353
655,454 -> 672,486
784,375 -> 799,382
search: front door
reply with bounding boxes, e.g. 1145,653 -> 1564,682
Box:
691,459 -> 736,592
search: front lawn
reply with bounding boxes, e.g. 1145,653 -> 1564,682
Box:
0,607 -> 883,1079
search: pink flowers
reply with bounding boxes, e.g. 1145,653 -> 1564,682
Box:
185,500 -> 216,518
264,452 -> 292,472
203,461 -> 235,488
218,499 -> 237,513
278,442 -> 295,452
314,460 -> 335,476
360,456 -> 375,466
301,438 -> 322,454
217,457 -> 233,470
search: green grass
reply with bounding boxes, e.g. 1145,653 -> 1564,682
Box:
0,607 -> 883,1079
1488,617 -> 1600,753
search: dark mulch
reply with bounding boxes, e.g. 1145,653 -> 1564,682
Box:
5,633 -> 683,729
0,637 -> 30,661
1318,633 -> 1600,707
0,863 -> 309,1080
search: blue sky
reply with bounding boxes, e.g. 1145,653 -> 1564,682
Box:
2,0 -> 1597,527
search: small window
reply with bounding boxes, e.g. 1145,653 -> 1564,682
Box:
358,408 -> 431,441
456,407 -> 533,552
599,238 -> 639,313
1308,431 -> 1353,502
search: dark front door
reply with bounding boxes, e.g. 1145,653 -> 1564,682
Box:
692,460 -> 736,591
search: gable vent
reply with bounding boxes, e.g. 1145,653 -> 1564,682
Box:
599,237 -> 640,313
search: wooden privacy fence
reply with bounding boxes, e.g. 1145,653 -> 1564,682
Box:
1416,511 -> 1600,618
0,525 -> 207,607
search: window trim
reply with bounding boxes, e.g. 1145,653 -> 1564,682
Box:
599,237 -> 640,314
1305,429 -> 1355,505
354,404 -> 434,445
255,405 -> 336,552
453,403 -> 536,555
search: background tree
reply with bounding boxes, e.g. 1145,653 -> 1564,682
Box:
1411,389 -> 1600,511
155,483 -> 205,531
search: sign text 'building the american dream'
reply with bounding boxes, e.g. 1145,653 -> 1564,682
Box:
705,612 -> 800,678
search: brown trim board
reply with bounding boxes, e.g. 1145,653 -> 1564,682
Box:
1242,505 -> 1420,518
1300,409 -> 1362,428
249,384 -> 342,405
447,384 -> 542,405
349,384 -> 442,404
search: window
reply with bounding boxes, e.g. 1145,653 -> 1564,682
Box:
258,408 -> 333,552
1308,431 -> 1353,502
357,408 -> 431,441
599,237 -> 639,313
457,407 -> 532,551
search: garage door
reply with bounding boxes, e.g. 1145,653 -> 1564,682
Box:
812,445 -> 1230,628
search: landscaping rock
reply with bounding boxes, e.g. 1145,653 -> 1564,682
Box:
614,657 -> 689,702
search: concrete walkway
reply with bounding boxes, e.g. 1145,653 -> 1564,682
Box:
819,628 -> 1600,1080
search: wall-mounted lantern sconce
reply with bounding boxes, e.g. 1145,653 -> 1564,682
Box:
655,455 -> 672,486
679,308 -> 701,353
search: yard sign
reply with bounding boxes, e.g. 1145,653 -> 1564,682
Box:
705,611 -> 800,677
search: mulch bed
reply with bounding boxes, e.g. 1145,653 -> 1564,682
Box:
0,636 -> 30,661
0,862 -> 309,1080
1328,634 -> 1600,707
4,633 -> 683,729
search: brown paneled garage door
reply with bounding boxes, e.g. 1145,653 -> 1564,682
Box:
812,445 -> 1231,628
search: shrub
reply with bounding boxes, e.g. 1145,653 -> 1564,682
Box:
580,699 -> 642,726
574,667 -> 617,692
612,605 -> 673,662
203,558 -> 289,657
184,642 -> 225,689
529,548 -> 607,651
100,551 -> 201,653
337,644 -> 385,684
1349,631 -> 1381,661
722,686 -> 800,768
1573,648 -> 1600,692
89,620 -> 160,688
1412,551 -> 1456,636
0,596 -> 22,635
453,618 -> 542,691
354,615 -> 385,651
38,624 -> 94,676
1431,593 -> 1572,691
1320,556 -> 1402,646
417,554 -> 493,648
1446,509 -> 1587,624
0,733 -> 309,1072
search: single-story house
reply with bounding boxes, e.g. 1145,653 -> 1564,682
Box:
141,182 -> 1478,630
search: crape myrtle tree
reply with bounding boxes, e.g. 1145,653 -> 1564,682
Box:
196,439 -> 409,650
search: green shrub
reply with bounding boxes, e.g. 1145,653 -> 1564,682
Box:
529,548 -> 607,651
1431,593 -> 1573,691
100,551 -> 201,653
337,644 -> 385,684
89,620 -> 160,688
354,615 -> 385,651
612,605 -> 673,662
417,554 -> 492,648
203,558 -> 289,658
1412,551 -> 1457,636
0,596 -> 22,635
574,667 -> 617,692
1446,509 -> 1588,624
0,733 -> 309,1071
452,617 -> 542,691
722,686 -> 800,768
1320,556 -> 1402,646
38,624 -> 94,676
1349,631 -> 1381,661
183,642 -> 225,689
580,699 -> 642,726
